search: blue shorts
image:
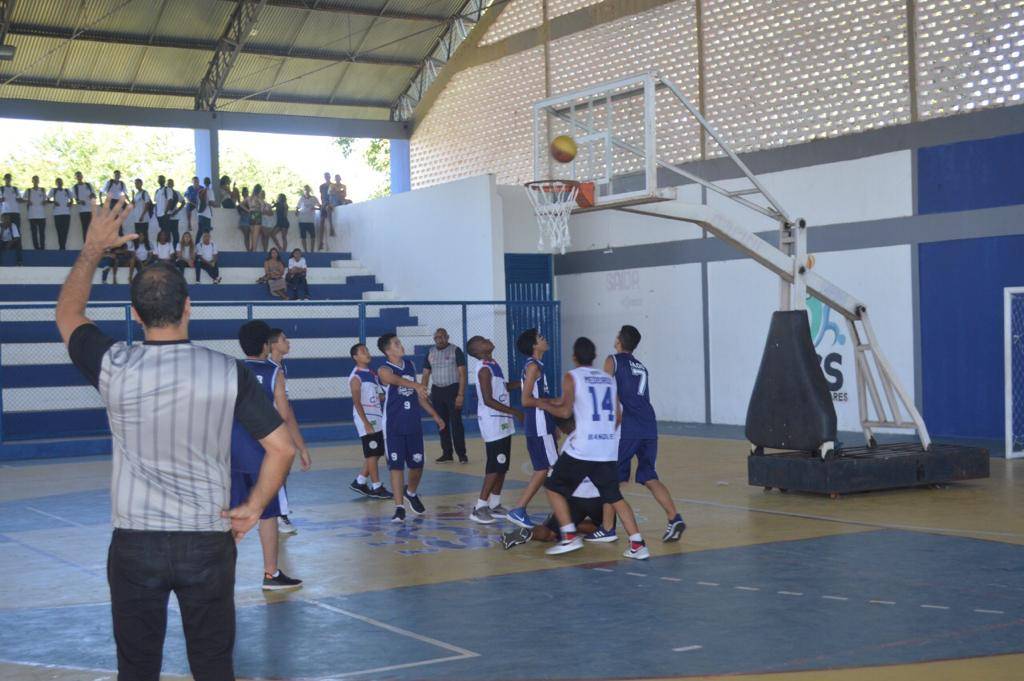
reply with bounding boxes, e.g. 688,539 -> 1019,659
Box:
230,470 -> 282,519
385,431 -> 425,470
525,434 -> 557,471
299,222 -> 315,238
618,437 -> 658,484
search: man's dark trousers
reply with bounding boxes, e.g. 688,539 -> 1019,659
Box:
108,529 -> 236,681
431,383 -> 466,460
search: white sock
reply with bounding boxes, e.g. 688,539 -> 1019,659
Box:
475,498 -> 488,510
370,481 -> 382,490
268,570 -> 280,578
488,493 -> 501,508
406,489 -> 417,498
629,533 -> 643,542
560,524 -> 577,535
356,474 -> 368,484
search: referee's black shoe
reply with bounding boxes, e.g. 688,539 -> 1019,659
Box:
262,570 -> 303,591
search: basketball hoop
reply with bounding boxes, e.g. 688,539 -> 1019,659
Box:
525,180 -> 583,255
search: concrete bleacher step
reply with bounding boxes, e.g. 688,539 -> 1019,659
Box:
0,265 -> 371,285
3,250 -> 352,267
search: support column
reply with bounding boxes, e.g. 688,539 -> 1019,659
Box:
194,128 -> 220,188
390,138 -> 411,194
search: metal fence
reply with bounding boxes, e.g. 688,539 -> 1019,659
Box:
0,300 -> 560,442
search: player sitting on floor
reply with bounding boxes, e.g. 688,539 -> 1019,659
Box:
348,343 -> 392,499
466,335 -> 523,524
606,325 -> 685,542
507,328 -> 558,529
231,320 -> 303,590
537,337 -> 649,559
377,333 -> 446,523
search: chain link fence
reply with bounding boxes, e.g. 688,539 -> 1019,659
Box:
0,300 -> 560,442
1008,292 -> 1024,457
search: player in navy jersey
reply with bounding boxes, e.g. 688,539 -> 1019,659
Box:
231,321 -> 303,590
348,343 -> 392,499
507,328 -> 558,529
605,325 -> 686,542
267,328 -> 312,535
377,333 -> 446,523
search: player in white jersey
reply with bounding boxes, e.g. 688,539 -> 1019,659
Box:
538,337 -> 649,559
466,335 -> 522,524
348,343 -> 393,499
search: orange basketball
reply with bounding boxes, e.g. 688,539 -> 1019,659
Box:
549,135 -> 578,163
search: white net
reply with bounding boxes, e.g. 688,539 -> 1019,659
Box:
524,180 -> 579,254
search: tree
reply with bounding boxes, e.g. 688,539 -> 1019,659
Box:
335,137 -> 354,158
363,138 -> 390,199
218,142 -> 306,199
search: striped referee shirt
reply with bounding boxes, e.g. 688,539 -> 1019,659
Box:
68,324 -> 282,532
424,344 -> 466,388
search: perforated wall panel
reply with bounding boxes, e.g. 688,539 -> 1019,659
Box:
481,0 -> 608,46
410,47 -> 546,189
916,0 -> 1023,118
703,0 -> 912,153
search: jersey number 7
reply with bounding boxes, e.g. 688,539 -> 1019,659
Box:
588,386 -> 615,421
630,365 -> 648,396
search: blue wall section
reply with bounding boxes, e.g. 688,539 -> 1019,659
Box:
918,132 -> 1024,214
919,234 -> 1024,440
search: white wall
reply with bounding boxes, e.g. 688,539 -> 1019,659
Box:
556,264 -> 706,423
335,174 -> 505,300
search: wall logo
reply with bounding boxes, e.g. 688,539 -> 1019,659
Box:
807,296 -> 848,402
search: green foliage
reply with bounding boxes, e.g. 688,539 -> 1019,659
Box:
219,141 -> 306,198
335,137 -> 354,158
363,138 -> 390,198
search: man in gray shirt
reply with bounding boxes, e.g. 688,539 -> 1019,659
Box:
421,328 -> 468,463
56,198 -> 295,681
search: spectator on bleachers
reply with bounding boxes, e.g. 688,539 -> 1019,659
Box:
196,231 -> 221,284
129,178 -> 152,242
197,177 -> 215,240
175,231 -> 196,276
162,179 -> 184,246
185,176 -> 201,230
263,248 -> 288,300
318,172 -> 332,250
72,171 -> 95,239
48,178 -> 73,250
153,229 -> 176,266
155,175 -> 172,243
218,175 -> 237,209
272,193 -> 289,252
0,213 -> 23,265
249,184 -> 269,252
133,232 -> 154,277
2,173 -> 23,230
25,176 -> 48,250
237,186 -> 252,252
296,185 -> 319,253
286,248 -> 309,300
102,170 -> 128,208
99,243 -> 134,284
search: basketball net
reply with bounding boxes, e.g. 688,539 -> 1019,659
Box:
524,180 -> 579,255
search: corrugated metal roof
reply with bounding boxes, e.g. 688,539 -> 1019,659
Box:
0,0 -> 469,120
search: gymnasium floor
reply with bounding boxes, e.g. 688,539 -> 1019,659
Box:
1,433 -> 1021,681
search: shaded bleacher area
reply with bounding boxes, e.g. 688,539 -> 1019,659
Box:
0,248 -> 494,459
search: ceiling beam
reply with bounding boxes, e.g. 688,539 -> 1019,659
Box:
0,96 -> 410,138
0,73 -> 393,108
7,22 -> 420,67
0,0 -> 15,46
196,0 -> 268,111
262,0 -> 447,22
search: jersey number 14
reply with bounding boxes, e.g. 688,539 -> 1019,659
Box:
588,386 -> 615,422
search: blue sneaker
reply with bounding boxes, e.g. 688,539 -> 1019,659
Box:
584,526 -> 618,543
507,507 -> 534,529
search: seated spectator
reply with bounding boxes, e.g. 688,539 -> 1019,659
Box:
296,185 -> 320,253
218,175 -> 237,209
272,193 -> 289,252
286,248 -> 310,300
132,233 -> 154,280
153,230 -> 176,264
196,231 -> 221,284
263,247 -> 288,300
0,213 -> 23,265
99,243 -> 135,285
175,231 -> 196,276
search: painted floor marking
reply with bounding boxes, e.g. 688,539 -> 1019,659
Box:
974,608 -> 1005,614
592,568 -> 614,573
660,577 -> 682,582
626,572 -> 647,577
822,595 -> 850,601
672,645 -> 703,653
25,505 -> 87,528
734,586 -> 760,591
869,600 -> 896,605
920,604 -> 950,610
697,581 -> 719,587
778,591 -> 804,596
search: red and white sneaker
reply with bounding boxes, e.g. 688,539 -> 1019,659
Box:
545,534 -> 584,555
623,540 -> 650,560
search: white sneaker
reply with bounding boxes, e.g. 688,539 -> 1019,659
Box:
470,507 -> 496,524
623,541 -> 650,560
278,515 -> 298,535
545,535 -> 584,555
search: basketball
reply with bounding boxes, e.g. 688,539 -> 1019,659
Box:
549,135 -> 577,163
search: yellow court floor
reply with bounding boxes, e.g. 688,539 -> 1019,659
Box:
0,434 -> 1021,680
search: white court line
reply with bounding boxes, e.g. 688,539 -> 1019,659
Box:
697,581 -> 719,587
306,599 -> 479,679
974,608 -> 1005,614
673,645 -> 703,653
778,591 -> 804,596
626,572 -> 647,577
822,595 -> 849,601
920,604 -> 950,610
869,600 -> 896,605
661,577 -> 682,582
734,586 -> 760,592
592,567 -> 614,572
24,506 -> 88,528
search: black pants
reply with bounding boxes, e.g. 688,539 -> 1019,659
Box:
159,216 -> 180,246
55,214 -> 70,250
0,238 -> 23,264
197,216 -> 212,240
196,260 -> 219,282
108,529 -> 236,681
29,218 -> 46,249
431,383 -> 466,458
286,273 -> 309,299
79,211 -> 92,240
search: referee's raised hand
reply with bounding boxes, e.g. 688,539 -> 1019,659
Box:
84,197 -> 137,253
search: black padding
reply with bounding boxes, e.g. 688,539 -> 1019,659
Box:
745,310 -> 837,451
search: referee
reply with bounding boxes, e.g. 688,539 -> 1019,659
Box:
56,199 -> 296,681
421,328 -> 468,463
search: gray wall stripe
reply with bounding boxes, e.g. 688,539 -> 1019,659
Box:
555,204 -> 1024,276
911,244 -> 923,411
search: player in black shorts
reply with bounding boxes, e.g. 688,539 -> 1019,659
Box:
348,343 -> 392,499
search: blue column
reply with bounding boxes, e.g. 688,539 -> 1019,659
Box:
390,138 -> 411,194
